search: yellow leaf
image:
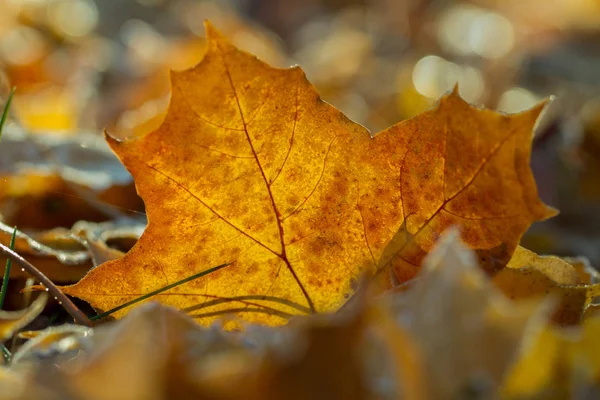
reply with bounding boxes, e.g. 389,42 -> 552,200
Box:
61,22 -> 554,326
507,246 -> 581,285
494,247 -> 600,325
13,87 -> 78,132
501,326 -> 566,398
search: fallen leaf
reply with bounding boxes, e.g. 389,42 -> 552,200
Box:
567,256 -> 600,284
13,301 -> 423,400
508,246 -> 582,284
584,304 -> 600,320
11,324 -> 92,365
0,293 -> 47,342
27,303 -> 260,400
61,22 -> 554,326
0,124 -> 144,225
500,325 -> 567,398
13,86 -> 78,132
0,220 -> 142,283
502,315 -> 600,398
493,247 -> 600,325
0,366 -> 26,400
254,300 -> 422,400
0,172 -> 116,230
389,229 -> 552,399
41,307 -> 166,400
568,316 -> 600,386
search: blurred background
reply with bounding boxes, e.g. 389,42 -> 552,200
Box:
0,0 -> 599,272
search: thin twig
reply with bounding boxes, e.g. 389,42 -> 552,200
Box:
0,243 -> 92,327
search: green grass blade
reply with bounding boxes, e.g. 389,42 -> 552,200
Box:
0,90 -> 17,361
0,87 -> 15,141
0,226 -> 17,310
90,262 -> 231,321
1,345 -> 10,362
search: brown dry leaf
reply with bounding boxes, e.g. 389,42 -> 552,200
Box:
8,298 -> 422,400
0,222 -> 91,282
389,229 -> 552,399
10,308 -> 163,400
493,247 -> 600,325
23,303 -> 258,400
584,304 -> 600,320
187,300 -> 425,400
61,22 -> 553,327
0,125 -> 144,225
0,221 -> 140,284
257,308 -> 379,400
0,367 -> 25,398
0,171 -> 142,230
0,172 -> 111,230
11,325 -> 92,365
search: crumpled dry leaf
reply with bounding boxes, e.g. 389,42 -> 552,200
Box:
0,365 -> 27,400
0,220 -> 142,283
493,246 -> 600,325
256,307 -> 378,400
0,293 -> 47,343
0,171 -> 117,230
62,22 -> 553,326
7,231 -> 600,399
0,124 -> 143,227
0,124 -> 134,191
11,324 -> 92,365
8,300 -> 424,399
71,220 -> 143,267
388,229 -> 552,399
13,303 -> 261,400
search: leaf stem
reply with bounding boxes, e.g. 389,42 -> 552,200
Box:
91,263 -> 231,321
0,242 -> 92,327
0,87 -> 15,140
0,227 -> 16,310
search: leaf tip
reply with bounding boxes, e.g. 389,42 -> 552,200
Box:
204,20 -> 225,42
451,82 -> 460,95
529,95 -> 553,117
438,83 -> 464,107
104,130 -> 122,148
541,204 -> 559,221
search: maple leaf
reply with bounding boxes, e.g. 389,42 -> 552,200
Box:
61,22 -> 554,326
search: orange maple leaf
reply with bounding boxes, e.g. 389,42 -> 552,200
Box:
61,22 -> 555,326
